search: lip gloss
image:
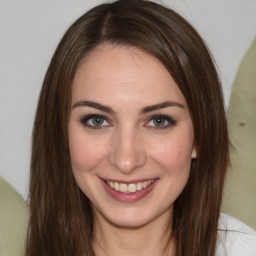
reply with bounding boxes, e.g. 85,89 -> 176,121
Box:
100,178 -> 159,203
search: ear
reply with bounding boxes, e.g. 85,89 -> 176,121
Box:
191,147 -> 197,159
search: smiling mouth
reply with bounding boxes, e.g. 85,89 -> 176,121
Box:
104,180 -> 154,193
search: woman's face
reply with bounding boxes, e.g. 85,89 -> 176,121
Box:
69,44 -> 196,228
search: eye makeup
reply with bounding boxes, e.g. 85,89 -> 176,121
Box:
79,113 -> 177,130
145,114 -> 177,129
80,114 -> 112,129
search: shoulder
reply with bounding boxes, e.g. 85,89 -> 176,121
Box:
0,176 -> 28,255
215,213 -> 256,256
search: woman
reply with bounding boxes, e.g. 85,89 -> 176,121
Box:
26,0 -> 256,255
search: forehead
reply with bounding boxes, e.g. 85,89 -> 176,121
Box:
72,44 -> 187,108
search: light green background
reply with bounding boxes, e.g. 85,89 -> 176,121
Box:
0,177 -> 28,256
222,37 -> 256,229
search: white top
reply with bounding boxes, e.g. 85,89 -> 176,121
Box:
216,213 -> 256,255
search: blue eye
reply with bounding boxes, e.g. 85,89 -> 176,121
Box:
80,115 -> 111,129
147,115 -> 176,129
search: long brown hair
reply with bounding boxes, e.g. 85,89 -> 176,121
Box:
26,1 -> 229,255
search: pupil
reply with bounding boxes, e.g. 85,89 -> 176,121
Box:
154,117 -> 165,126
92,117 -> 103,126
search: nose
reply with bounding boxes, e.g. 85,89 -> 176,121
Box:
109,128 -> 147,175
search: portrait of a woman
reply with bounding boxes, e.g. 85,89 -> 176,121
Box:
25,1 -> 256,255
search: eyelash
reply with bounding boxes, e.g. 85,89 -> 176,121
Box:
80,114 -> 111,129
80,114 -> 176,130
146,114 -> 177,129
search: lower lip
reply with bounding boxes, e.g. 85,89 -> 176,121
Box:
100,178 -> 159,203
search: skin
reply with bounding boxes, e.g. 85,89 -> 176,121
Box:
68,44 -> 196,256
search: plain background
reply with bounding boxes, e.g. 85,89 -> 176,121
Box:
1,0 -> 256,199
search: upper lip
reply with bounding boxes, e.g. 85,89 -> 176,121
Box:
100,177 -> 158,184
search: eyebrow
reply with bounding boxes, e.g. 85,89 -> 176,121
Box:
140,101 -> 184,114
72,101 -> 115,114
72,100 -> 184,114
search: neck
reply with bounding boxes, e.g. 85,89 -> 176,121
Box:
93,209 -> 174,256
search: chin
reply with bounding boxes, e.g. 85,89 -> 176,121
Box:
105,214 -> 154,229
94,203 -> 172,229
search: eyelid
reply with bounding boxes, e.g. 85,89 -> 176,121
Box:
145,114 -> 177,129
79,113 -> 176,130
80,114 -> 112,129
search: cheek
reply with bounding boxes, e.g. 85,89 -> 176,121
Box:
149,133 -> 194,175
68,130 -> 107,173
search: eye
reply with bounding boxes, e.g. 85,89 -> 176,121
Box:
80,114 -> 111,129
146,115 -> 176,129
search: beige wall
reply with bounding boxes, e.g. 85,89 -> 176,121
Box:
222,37 -> 256,229
0,177 -> 28,256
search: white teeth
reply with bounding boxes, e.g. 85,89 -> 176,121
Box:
106,180 -> 154,193
142,181 -> 148,188
128,183 -> 137,193
119,183 -> 127,193
114,182 -> 119,191
137,182 -> 143,191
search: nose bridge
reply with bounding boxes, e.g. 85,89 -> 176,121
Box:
109,125 -> 146,174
